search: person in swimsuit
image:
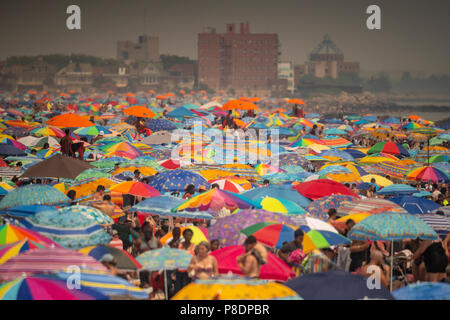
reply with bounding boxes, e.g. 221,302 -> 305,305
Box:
187,241 -> 219,280
412,239 -> 448,282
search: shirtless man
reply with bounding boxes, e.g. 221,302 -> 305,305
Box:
237,236 -> 261,278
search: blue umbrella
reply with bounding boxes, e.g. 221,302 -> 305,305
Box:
166,107 -> 197,118
54,270 -> 149,299
324,128 -> 347,135
145,119 -> 178,132
0,204 -> 58,218
130,196 -> 213,219
318,165 -> 352,176
242,185 -> 311,208
343,149 -> 367,159
376,184 -> 417,196
392,282 -> 450,300
383,117 -> 400,124
0,185 -> 71,210
285,270 -> 394,300
0,144 -> 27,156
412,191 -> 432,198
319,149 -> 354,161
149,170 -> 210,192
390,196 -> 441,214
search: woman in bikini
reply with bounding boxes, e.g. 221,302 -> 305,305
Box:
187,241 -> 219,280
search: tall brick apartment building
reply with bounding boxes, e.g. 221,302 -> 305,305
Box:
197,23 -> 280,95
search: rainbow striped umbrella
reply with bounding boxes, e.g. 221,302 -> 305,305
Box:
0,276 -> 109,300
0,224 -> 61,248
337,198 -> 407,216
241,222 -> 297,249
307,195 -> 358,221
406,166 -> 450,183
321,136 -> 352,148
0,247 -> 108,282
172,188 -> 260,213
0,239 -> 48,264
100,141 -> 144,159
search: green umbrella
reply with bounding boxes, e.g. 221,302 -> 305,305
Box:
75,169 -> 112,181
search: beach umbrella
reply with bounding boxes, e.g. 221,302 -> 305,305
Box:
376,184 -> 417,196
406,166 -> 450,183
0,138 -> 28,151
0,185 -> 70,210
390,196 -> 441,215
292,179 -> 358,200
30,126 -> 64,138
302,229 -> 350,254
75,169 -> 112,181
257,197 -> 306,215
361,174 -> 393,187
285,270 -> 394,300
210,246 -> 295,281
207,178 -> 245,193
392,282 -> 450,300
0,143 -> 27,156
123,106 -> 155,118
348,212 -> 439,291
46,113 -> 94,128
171,188 -> 259,213
74,126 -> 112,136
0,276 -> 109,300
0,239 -> 49,264
79,245 -> 142,270
149,170 -> 210,192
141,131 -> 172,145
318,165 -> 352,176
368,142 -> 410,158
145,119 -> 177,132
307,195 -> 358,221
20,207 -> 112,249
417,214 -> 449,239
208,209 -> 296,247
101,141 -> 144,159
319,149 -> 354,161
0,247 -> 108,282
241,222 -> 297,249
278,153 -> 311,167
337,198 -> 407,216
112,165 -> 158,177
428,155 -> 449,163
343,149 -> 367,159
374,161 -> 411,178
172,277 -> 301,300
20,154 -> 94,179
242,186 -> 311,208
2,127 -> 29,138
130,196 -> 213,220
0,224 -> 61,248
58,205 -> 114,225
109,181 -> 161,198
32,136 -> 61,148
137,248 -> 192,271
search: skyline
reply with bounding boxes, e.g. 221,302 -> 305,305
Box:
0,0 -> 449,78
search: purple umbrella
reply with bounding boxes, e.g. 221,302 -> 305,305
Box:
307,195 -> 359,221
208,209 -> 297,247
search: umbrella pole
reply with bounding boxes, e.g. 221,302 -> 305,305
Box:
390,240 -> 393,292
164,269 -> 168,300
427,137 -> 430,166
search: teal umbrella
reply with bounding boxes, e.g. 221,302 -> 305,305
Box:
0,185 -> 70,210
75,169 -> 112,181
58,205 -> 114,225
348,212 -> 438,292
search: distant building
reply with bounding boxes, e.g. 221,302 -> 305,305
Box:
198,23 -> 280,95
278,62 -> 294,94
293,65 -> 305,87
55,62 -> 94,91
117,35 -> 159,62
9,57 -> 57,91
301,34 -> 359,80
168,63 -> 195,90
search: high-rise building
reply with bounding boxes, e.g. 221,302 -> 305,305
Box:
117,35 -> 159,62
197,23 -> 280,94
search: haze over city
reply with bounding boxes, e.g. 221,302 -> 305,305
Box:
1,0 -> 450,78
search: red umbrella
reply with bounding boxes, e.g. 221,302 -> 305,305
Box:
159,159 -> 181,169
292,179 -> 359,200
210,245 -> 295,281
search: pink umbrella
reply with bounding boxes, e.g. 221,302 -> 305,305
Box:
0,247 -> 108,282
210,245 -> 295,281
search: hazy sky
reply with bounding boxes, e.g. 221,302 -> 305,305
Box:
1,0 -> 449,77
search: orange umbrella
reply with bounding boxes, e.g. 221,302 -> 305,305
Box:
199,90 -> 206,94
408,115 -> 421,120
122,106 -> 155,118
68,90 -> 76,94
148,89 -> 155,94
59,92 -> 69,97
179,90 -> 186,95
27,90 -> 37,95
239,97 -> 250,102
287,99 -> 305,105
155,95 -> 167,100
124,93 -> 135,97
233,119 -> 246,127
46,113 -> 95,128
165,93 -> 175,97
222,100 -> 258,111
249,97 -> 261,103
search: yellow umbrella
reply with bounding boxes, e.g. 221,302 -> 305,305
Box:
361,174 -> 393,187
358,155 -> 398,164
336,213 -> 372,223
112,166 -> 158,176
309,144 -> 330,153
53,182 -> 67,194
172,279 -> 300,300
160,226 -> 208,246
326,172 -> 362,184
